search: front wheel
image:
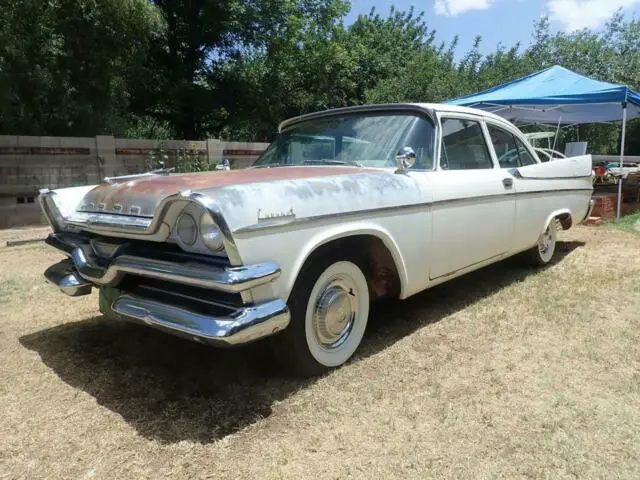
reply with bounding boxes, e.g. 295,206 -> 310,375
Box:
527,222 -> 557,266
275,257 -> 370,377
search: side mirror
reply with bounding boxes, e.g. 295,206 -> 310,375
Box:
395,147 -> 416,174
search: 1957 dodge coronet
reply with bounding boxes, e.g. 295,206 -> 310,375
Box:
39,103 -> 594,375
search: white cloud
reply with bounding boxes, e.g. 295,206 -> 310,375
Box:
548,0 -> 640,30
434,0 -> 493,16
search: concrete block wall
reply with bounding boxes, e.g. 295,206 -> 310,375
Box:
0,135 -> 268,229
111,138 -> 210,177
220,141 -> 270,169
0,135 -> 101,228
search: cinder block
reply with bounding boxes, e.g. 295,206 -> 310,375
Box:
581,216 -> 603,226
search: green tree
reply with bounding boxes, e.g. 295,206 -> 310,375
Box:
0,0 -> 163,136
1,0 -> 639,156
212,0 -> 352,140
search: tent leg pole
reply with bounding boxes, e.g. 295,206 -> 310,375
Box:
551,117 -> 562,152
616,106 -> 627,223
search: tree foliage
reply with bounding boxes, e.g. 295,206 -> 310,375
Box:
0,1 -> 638,153
0,0 -> 163,136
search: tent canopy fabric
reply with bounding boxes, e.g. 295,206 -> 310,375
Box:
448,66 -> 640,124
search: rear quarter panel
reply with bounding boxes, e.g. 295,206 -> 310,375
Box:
512,155 -> 593,251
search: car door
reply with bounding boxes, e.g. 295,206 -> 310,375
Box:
429,114 -> 516,279
485,121 -> 546,252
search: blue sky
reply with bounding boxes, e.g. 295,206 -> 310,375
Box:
346,0 -> 640,56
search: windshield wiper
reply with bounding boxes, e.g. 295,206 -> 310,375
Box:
303,159 -> 363,167
254,159 -> 364,168
252,163 -> 284,169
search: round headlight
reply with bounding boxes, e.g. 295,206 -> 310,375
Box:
176,213 -> 198,246
200,213 -> 224,251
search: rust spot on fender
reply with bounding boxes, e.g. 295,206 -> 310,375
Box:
127,167 -> 379,193
368,238 -> 401,300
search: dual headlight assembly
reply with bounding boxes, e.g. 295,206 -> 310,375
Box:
175,211 -> 224,252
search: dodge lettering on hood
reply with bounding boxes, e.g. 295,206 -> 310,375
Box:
39,103 -> 594,376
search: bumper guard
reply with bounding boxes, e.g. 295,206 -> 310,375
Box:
581,198 -> 596,223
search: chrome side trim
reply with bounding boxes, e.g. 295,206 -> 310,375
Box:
518,175 -> 593,180
515,188 -> 593,195
46,233 -> 280,293
44,259 -> 93,296
510,169 -> 592,180
234,201 -> 433,235
112,294 -> 290,346
233,188 -> 595,235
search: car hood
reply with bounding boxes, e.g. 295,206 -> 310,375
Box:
77,167 -> 380,217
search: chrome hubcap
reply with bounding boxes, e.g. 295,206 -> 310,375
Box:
538,226 -> 553,254
312,278 -> 357,348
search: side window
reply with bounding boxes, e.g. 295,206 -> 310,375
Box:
487,124 -> 538,168
514,138 -> 538,166
402,116 -> 436,170
487,124 -> 519,168
440,118 -> 493,170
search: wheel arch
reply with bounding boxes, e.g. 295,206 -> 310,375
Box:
285,224 -> 409,302
543,208 -> 573,232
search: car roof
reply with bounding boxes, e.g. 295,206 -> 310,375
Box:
279,103 -> 511,131
412,103 -> 510,122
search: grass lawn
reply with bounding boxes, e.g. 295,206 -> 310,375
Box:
608,211 -> 640,233
1,225 -> 639,479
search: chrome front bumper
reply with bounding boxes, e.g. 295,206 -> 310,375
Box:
111,294 -> 288,345
45,233 -> 280,293
43,233 -> 290,346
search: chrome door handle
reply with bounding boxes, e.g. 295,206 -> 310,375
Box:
502,178 -> 514,189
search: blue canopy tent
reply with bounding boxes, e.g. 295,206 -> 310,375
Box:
448,65 -> 640,221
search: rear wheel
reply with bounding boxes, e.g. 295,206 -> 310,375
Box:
275,256 -> 370,377
527,222 -> 557,266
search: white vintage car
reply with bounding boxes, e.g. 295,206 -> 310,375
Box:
39,104 -> 594,376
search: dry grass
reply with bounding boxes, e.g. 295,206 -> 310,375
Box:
0,226 -> 50,247
1,225 -> 640,479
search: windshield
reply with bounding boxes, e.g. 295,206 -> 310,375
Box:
254,112 -> 436,169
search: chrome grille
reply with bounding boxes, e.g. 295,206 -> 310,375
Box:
117,276 -> 244,316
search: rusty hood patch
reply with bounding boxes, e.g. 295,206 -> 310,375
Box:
77,167 -> 381,217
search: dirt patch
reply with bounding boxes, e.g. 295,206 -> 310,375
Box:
0,226 -> 50,248
1,226 -> 640,479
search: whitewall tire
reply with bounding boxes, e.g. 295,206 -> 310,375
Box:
304,261 -> 370,368
274,256 -> 370,376
529,222 -> 557,266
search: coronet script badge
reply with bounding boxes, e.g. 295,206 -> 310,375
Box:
257,207 -> 296,222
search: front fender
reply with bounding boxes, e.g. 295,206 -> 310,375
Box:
286,222 -> 410,300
